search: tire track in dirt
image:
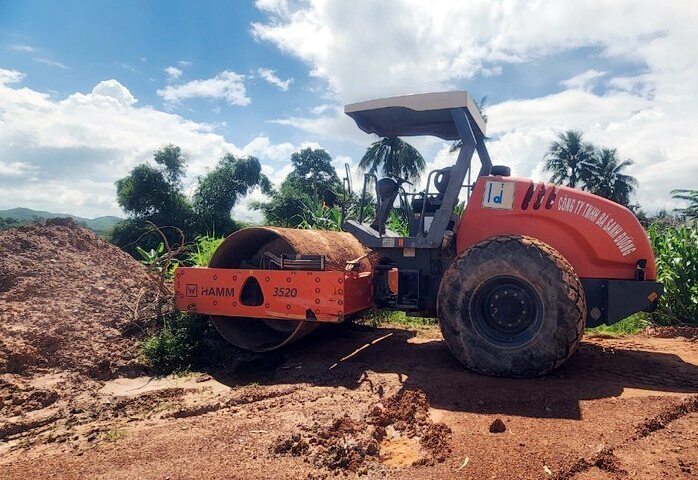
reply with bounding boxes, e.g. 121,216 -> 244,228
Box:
0,376 -> 300,453
554,395 -> 698,479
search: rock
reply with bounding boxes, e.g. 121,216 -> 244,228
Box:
489,418 -> 506,433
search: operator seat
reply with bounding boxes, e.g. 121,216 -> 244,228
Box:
411,167 -> 452,214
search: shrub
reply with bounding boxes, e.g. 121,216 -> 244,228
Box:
188,234 -> 224,267
648,222 -> 698,325
140,313 -> 204,374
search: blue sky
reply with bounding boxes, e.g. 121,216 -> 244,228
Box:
1,0 -> 697,219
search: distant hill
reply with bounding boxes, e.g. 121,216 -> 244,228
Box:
0,207 -> 123,235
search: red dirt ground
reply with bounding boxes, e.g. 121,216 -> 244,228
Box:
1,221 -> 697,479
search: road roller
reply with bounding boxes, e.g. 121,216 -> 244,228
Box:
175,91 -> 662,377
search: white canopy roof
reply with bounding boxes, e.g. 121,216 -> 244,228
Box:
344,91 -> 486,141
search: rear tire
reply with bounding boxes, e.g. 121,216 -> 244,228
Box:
437,235 -> 586,377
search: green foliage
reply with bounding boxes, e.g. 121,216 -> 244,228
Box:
586,313 -> 651,336
359,136 -> 426,183
298,201 -> 344,231
255,176 -> 315,227
584,148 -> 638,206
0,217 -> 31,230
671,189 -> 698,220
387,209 -> 409,236
256,148 -> 340,227
110,145 -> 268,256
0,209 -> 121,234
361,309 -> 436,328
454,200 -> 466,216
102,428 -> 128,442
649,222 -> 698,325
193,154 -> 271,234
154,144 -> 187,185
544,131 -> 639,207
544,130 -> 596,189
289,147 -> 341,200
136,242 -> 179,279
140,313 -> 205,374
188,234 -> 224,267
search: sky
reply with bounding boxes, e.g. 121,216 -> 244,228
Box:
1,0 -> 697,220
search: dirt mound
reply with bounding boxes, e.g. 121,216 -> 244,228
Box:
643,325 -> 698,341
272,389 -> 451,474
0,218 -> 162,378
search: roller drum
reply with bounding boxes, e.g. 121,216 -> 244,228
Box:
208,227 -> 370,352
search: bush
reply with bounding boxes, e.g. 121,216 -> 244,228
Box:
188,234 -> 224,267
140,313 -> 205,374
648,222 -> 698,325
139,234 -> 237,375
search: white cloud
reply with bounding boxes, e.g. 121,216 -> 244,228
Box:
0,73 -> 326,218
560,70 -> 607,91
0,68 -> 25,85
0,75 -> 237,216
255,0 -> 290,16
156,70 -> 250,106
257,67 -> 293,91
0,160 -> 36,177
7,44 -> 37,53
91,79 -> 137,106
251,0 -> 698,211
177,60 -> 192,68
35,58 -> 69,69
165,66 -> 183,80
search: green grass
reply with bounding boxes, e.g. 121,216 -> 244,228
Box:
102,428 -> 128,442
361,309 -> 436,328
585,313 -> 651,336
188,234 -> 224,267
140,313 -> 206,374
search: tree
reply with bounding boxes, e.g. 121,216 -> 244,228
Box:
193,154 -> 271,234
256,177 -> 313,228
288,148 -> 340,201
359,136 -> 426,183
585,148 -> 638,207
111,145 -> 194,255
543,130 -> 596,188
255,147 -> 341,227
109,145 -> 269,256
671,189 -> 698,220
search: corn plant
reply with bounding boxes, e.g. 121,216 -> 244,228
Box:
136,242 -> 179,280
298,201 -> 344,231
648,222 -> 698,325
188,234 -> 225,267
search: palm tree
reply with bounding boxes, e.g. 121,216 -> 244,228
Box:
585,148 -> 638,206
359,136 -> 426,183
671,189 -> 698,220
543,130 -> 596,188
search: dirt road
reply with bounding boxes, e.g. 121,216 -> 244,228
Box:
2,324 -> 697,479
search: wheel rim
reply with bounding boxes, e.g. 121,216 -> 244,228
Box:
471,276 -> 543,347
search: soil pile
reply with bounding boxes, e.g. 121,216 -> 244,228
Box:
643,325 -> 698,341
0,218 -> 162,378
272,389 -> 451,474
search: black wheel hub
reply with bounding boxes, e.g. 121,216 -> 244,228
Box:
471,276 -> 542,346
